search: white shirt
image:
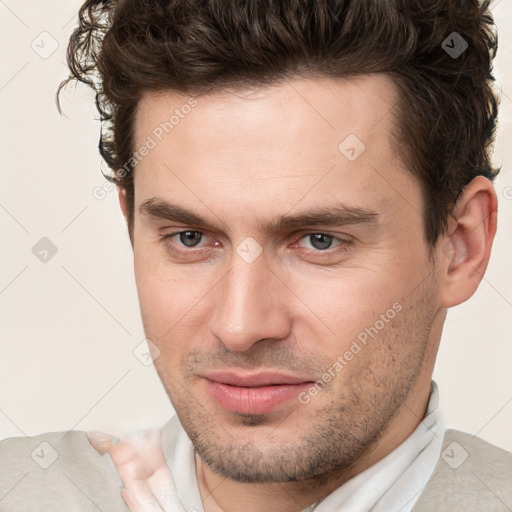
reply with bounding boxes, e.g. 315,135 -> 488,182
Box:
160,381 -> 445,512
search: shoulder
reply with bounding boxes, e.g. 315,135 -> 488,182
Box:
0,429 -> 129,511
413,429 -> 512,512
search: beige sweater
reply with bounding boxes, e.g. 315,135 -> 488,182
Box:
0,420 -> 510,511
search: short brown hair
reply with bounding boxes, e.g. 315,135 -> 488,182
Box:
57,0 -> 500,247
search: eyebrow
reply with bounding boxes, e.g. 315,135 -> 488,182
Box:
139,197 -> 379,232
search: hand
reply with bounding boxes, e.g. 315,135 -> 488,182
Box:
87,428 -> 188,512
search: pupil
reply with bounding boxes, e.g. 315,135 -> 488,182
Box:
311,233 -> 332,250
180,231 -> 201,247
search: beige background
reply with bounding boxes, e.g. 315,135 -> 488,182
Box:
1,1 -> 511,452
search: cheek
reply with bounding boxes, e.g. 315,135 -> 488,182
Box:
134,250 -> 181,334
288,266 -> 404,346
133,249 -> 216,345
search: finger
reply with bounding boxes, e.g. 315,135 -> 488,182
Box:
124,430 -> 185,510
111,429 -> 186,512
116,449 -> 165,512
122,487 -> 165,512
113,429 -> 166,480
110,440 -> 154,481
147,466 -> 186,512
87,431 -> 116,454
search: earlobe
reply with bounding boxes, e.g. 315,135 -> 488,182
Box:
439,176 -> 497,308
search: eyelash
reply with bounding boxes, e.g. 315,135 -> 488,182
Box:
159,230 -> 352,260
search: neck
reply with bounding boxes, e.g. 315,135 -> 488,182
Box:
195,377 -> 433,512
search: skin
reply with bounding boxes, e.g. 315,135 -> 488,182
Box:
113,74 -> 497,512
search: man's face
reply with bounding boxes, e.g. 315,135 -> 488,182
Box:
130,75 -> 443,482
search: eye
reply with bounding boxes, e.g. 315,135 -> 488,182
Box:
176,230 -> 204,247
297,233 -> 342,251
160,230 -> 212,255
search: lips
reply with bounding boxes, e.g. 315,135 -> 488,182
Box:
204,371 -> 310,387
203,371 -> 313,415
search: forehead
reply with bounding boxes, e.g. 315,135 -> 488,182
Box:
134,74 -> 398,152
131,75 -> 418,228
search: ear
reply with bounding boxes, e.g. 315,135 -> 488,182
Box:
117,185 -> 129,221
438,176 -> 498,308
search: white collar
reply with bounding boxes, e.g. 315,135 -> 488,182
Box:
309,380 -> 445,512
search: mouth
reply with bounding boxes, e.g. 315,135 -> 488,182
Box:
202,371 -> 314,415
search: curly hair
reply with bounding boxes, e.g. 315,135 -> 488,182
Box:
56,0 -> 500,247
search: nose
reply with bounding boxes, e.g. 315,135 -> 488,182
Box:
207,247 -> 292,352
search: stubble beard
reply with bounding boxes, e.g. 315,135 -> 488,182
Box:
172,339 -> 430,483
